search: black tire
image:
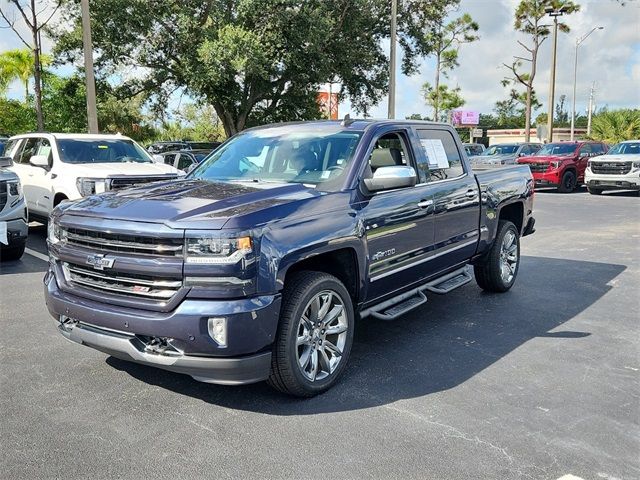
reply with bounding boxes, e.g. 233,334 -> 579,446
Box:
0,242 -> 26,262
587,187 -> 603,195
268,271 -> 355,397
557,170 -> 577,193
474,220 -> 520,293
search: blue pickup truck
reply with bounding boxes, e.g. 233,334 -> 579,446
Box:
45,119 -> 535,397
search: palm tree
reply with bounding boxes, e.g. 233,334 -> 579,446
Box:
0,48 -> 50,100
589,109 -> 640,144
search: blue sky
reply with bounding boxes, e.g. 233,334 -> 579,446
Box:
1,0 -> 639,121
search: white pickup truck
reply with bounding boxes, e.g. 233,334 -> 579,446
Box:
3,133 -> 181,221
585,140 -> 640,195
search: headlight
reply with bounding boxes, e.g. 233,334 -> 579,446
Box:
76,178 -> 108,196
551,160 -> 563,169
47,221 -> 61,245
7,179 -> 22,197
632,161 -> 640,170
185,235 -> 253,264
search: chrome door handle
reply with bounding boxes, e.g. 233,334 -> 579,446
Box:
417,199 -> 433,208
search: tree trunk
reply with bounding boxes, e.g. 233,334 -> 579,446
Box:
434,51 -> 441,122
524,85 -> 532,142
31,0 -> 44,131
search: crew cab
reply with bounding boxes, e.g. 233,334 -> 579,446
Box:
0,156 -> 28,261
584,140 -> 640,195
3,133 -> 181,222
516,141 -> 607,192
45,120 -> 535,397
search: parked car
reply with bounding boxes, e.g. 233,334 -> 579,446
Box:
148,140 -> 222,154
3,133 -> 182,222
46,119 -> 535,397
463,143 -> 485,157
0,135 -> 9,156
159,149 -> 212,173
517,141 -> 608,192
584,140 -> 640,195
0,156 -> 28,261
472,143 -> 541,167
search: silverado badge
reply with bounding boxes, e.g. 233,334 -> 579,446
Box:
86,254 -> 115,271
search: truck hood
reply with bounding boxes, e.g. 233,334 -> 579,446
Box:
0,168 -> 19,182
61,179 -> 321,229
473,154 -> 516,163
589,154 -> 640,162
67,161 -> 180,177
517,155 -> 573,163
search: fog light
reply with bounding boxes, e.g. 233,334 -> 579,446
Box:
208,317 -> 227,347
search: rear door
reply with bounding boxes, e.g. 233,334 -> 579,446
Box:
362,128 -> 436,300
414,127 -> 480,274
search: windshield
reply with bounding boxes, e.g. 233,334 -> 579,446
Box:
484,145 -> 518,156
190,126 -> 362,186
58,139 -> 153,164
536,143 -> 577,156
607,142 -> 640,155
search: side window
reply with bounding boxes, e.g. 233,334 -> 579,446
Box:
416,129 -> 464,183
579,144 -> 592,156
162,153 -> 176,166
2,139 -> 18,158
36,138 -> 52,164
368,132 -> 409,174
177,154 -> 194,171
17,138 -> 39,164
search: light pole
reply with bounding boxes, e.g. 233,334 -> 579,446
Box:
388,0 -> 397,119
81,0 -> 99,133
570,26 -> 603,141
545,4 -> 568,143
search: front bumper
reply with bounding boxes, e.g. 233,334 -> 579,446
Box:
0,200 -> 28,247
585,172 -> 640,190
531,171 -> 561,188
44,270 -> 280,385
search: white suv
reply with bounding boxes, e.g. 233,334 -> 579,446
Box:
585,140 -> 640,195
4,133 -> 181,221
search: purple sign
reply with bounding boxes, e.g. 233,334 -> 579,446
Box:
452,110 -> 480,126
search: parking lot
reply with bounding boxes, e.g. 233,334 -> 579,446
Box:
0,188 -> 638,480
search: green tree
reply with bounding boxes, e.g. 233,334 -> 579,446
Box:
588,109 -> 640,144
52,0 -> 460,136
422,83 -> 465,121
555,94 -> 568,125
401,2 -> 478,121
156,104 -> 226,142
0,1 -> 60,131
494,88 -> 541,125
0,49 -> 52,99
0,98 -> 36,134
502,0 -> 579,141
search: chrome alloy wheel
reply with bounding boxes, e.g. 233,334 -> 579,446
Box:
499,230 -> 518,284
296,290 -> 348,382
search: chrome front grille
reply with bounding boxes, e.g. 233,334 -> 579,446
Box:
62,227 -> 183,256
591,162 -> 632,175
109,175 -> 175,190
63,262 -> 182,300
522,162 -> 549,173
0,181 -> 6,211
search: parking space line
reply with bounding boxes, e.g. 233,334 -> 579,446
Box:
25,248 -> 49,263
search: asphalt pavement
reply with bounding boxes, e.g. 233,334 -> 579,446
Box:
0,188 -> 638,480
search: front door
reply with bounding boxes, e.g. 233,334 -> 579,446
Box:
361,130 -> 436,301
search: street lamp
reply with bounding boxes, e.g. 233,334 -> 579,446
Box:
570,26 -> 604,141
545,4 -> 568,143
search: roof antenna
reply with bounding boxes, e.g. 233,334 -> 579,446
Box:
341,114 -> 355,127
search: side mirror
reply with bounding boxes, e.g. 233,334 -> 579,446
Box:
152,154 -> 164,164
363,166 -> 417,193
29,155 -> 49,168
519,152 -> 526,157
0,156 -> 13,168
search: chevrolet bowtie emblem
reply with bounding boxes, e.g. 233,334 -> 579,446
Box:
86,254 -> 115,271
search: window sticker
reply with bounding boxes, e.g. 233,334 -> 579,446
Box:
37,145 -> 51,157
420,139 -> 449,169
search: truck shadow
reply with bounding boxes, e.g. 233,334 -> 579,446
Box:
107,255 -> 625,414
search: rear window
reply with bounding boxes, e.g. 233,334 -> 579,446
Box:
57,139 -> 152,164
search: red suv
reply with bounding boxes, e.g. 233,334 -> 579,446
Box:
517,141 -> 607,192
